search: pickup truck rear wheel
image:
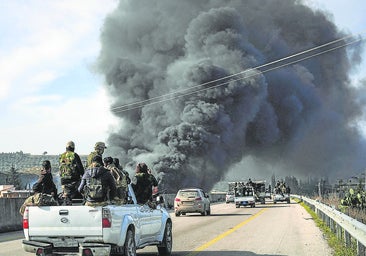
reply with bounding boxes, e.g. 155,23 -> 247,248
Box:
158,221 -> 172,256
123,229 -> 136,256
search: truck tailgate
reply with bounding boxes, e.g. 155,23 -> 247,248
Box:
28,206 -> 103,237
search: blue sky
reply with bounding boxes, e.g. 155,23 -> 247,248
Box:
0,0 -> 365,155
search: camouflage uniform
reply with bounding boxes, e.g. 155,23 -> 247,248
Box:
87,142 -> 107,168
78,155 -> 117,206
105,162 -> 129,204
59,141 -> 85,205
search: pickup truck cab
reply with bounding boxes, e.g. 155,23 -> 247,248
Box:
22,184 -> 172,256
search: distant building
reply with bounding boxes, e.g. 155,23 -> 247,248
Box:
0,184 -> 31,198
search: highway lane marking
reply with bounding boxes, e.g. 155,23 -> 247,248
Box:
185,208 -> 268,256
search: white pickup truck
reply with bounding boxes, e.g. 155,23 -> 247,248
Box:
234,186 -> 256,208
22,184 -> 172,256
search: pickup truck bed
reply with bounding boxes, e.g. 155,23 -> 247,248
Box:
22,185 -> 172,256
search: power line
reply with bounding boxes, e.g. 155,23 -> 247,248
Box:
111,34 -> 364,113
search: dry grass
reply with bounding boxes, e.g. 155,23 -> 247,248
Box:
320,194 -> 366,224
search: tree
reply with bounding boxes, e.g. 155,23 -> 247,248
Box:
8,164 -> 21,189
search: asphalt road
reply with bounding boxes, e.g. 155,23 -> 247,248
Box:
0,200 -> 333,256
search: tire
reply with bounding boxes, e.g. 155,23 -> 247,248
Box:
123,229 -> 136,256
175,211 -> 180,217
157,221 -> 173,256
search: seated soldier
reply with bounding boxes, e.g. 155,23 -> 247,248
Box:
19,160 -> 58,216
131,163 -> 153,205
78,155 -> 117,207
103,156 -> 129,204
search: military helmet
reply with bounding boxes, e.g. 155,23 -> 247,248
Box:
95,142 -> 107,149
66,141 -> 75,149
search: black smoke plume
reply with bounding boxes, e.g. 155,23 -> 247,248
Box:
97,0 -> 366,192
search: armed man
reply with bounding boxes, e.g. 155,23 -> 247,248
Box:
131,163 -> 157,206
86,142 -> 107,168
78,155 -> 117,207
59,141 -> 85,205
103,156 -> 129,204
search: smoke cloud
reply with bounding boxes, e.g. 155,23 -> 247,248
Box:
97,0 -> 366,192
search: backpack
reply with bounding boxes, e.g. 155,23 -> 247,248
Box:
86,175 -> 105,201
59,151 -> 77,181
109,166 -> 127,187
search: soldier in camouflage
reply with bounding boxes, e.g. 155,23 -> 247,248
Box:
78,155 -> 117,207
103,156 -> 129,204
59,141 -> 84,205
86,142 -> 107,168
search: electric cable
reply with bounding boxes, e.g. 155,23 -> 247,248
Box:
111,34 -> 364,113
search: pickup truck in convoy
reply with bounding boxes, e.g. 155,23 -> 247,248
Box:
234,185 -> 256,208
22,184 -> 172,256
273,192 -> 291,204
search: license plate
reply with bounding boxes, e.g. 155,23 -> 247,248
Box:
53,239 -> 78,247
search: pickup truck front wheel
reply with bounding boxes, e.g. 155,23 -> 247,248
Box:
124,229 -> 136,256
158,221 -> 172,256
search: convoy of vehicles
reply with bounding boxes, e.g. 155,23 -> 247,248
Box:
20,176 -> 290,255
174,188 -> 211,216
228,180 -> 272,205
22,184 -> 172,256
228,180 -> 290,206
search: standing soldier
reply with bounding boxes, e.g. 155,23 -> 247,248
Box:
103,156 -> 129,204
59,141 -> 84,205
86,142 -> 107,168
20,160 -> 58,215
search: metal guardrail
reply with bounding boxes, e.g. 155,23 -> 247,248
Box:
293,195 -> 366,256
